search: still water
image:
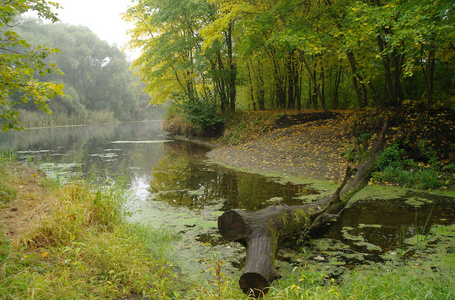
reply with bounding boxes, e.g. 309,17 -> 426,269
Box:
1,121 -> 454,280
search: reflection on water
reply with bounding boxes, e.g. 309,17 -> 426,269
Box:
317,193 -> 455,254
1,122 -> 317,209
149,147 -> 318,212
1,122 -> 169,194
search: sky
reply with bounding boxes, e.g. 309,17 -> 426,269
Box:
50,0 -> 137,58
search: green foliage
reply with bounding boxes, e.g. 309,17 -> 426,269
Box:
0,1 -> 64,131
12,20 -> 154,123
372,140 -> 454,190
341,148 -> 358,163
125,0 -> 455,111
375,143 -> 405,170
180,94 -> 224,137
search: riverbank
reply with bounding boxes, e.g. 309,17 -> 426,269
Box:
207,113 -> 354,181
203,109 -> 455,190
0,158 -> 185,299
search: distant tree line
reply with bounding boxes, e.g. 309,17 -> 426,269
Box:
1,9 -> 164,131
16,18 -> 164,122
124,0 -> 455,112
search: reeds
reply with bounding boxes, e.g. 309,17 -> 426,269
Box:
17,110 -> 116,128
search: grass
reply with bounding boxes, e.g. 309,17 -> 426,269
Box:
0,156 -> 182,299
262,263 -> 455,299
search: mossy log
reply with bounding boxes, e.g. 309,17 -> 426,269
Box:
218,123 -> 387,297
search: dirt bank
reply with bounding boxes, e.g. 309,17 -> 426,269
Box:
208,115 -> 357,181
207,109 -> 455,184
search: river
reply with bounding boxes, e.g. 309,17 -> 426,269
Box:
1,121 -> 454,281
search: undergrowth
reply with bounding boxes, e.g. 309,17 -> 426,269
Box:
17,109 -> 116,129
163,108 -> 280,144
371,140 -> 455,190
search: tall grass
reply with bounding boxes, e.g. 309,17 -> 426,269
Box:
0,162 -> 182,299
0,155 -> 17,207
17,109 -> 116,128
261,264 -> 454,300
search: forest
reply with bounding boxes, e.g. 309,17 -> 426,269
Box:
124,0 -> 455,113
2,0 -> 454,131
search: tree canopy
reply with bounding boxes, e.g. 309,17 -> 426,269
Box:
124,0 -> 455,112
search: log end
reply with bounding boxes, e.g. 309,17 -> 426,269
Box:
218,210 -> 247,241
239,272 -> 269,298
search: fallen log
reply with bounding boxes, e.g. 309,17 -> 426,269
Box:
218,122 -> 387,297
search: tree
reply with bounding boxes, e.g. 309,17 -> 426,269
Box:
14,20 -> 150,121
127,0 -> 455,121
0,0 -> 64,131
124,0 -> 209,104
341,0 -> 455,108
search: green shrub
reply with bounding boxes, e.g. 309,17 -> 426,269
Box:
372,140 -> 454,190
341,148 -> 357,162
180,94 -> 224,137
375,143 -> 405,170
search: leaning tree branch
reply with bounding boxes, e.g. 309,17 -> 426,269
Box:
218,121 -> 388,297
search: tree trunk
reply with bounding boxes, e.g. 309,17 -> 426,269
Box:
218,123 -> 388,297
256,60 -> 266,110
302,54 -> 326,111
246,61 -> 257,110
377,34 -> 397,106
225,22 -> 236,112
346,51 -> 367,109
333,66 -> 342,109
421,42 -> 436,109
216,52 -> 228,113
296,61 -> 302,110
286,54 -> 295,110
319,63 -> 326,110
